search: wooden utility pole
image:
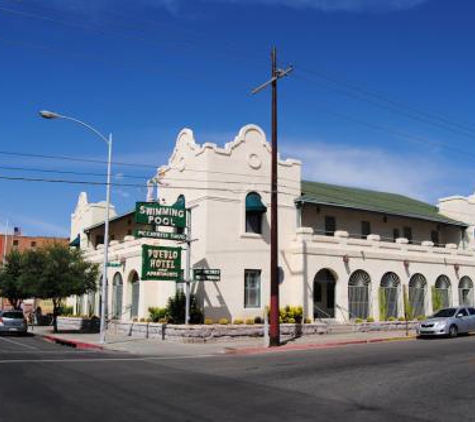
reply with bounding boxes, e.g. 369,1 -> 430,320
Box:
252,47 -> 293,347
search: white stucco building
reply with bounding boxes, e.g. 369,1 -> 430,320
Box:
70,124 -> 475,323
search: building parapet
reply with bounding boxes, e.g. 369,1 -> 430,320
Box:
291,228 -> 475,265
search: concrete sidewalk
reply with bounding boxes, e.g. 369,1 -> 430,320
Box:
31,325 -> 416,356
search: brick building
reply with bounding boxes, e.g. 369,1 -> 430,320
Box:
0,233 -> 69,310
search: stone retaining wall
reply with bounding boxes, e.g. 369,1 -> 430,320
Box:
107,321 -> 328,342
356,321 -> 419,332
57,316 -> 100,333
56,318 -> 419,342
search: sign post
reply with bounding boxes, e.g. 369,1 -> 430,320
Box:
184,209 -> 192,325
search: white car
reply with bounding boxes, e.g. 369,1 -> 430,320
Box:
417,307 -> 475,338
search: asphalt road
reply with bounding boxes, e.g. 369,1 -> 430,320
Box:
1,334 -> 475,422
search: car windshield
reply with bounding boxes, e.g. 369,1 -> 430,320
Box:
2,312 -> 25,319
431,308 -> 457,318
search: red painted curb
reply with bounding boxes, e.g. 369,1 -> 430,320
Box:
225,335 -> 416,356
40,334 -> 104,351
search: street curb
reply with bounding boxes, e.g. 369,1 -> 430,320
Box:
38,334 -> 104,351
224,335 -> 416,356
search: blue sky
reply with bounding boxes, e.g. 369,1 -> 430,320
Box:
1,0 -> 475,236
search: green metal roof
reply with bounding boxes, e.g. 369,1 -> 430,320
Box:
298,181 -> 467,227
84,210 -> 135,233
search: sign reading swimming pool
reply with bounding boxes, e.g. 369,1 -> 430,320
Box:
142,245 -> 182,281
135,202 -> 186,228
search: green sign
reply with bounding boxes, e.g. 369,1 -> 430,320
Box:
135,229 -> 186,241
142,245 -> 182,281
193,269 -> 221,282
107,262 -> 122,268
135,202 -> 186,228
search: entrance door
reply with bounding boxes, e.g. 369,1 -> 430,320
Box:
314,269 -> 336,318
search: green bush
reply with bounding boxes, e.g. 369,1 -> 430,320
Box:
59,305 -> 74,316
148,307 -> 168,323
278,306 -> 303,323
398,317 -> 406,322
304,317 -> 312,324
417,315 -> 426,321
254,316 -> 263,324
158,317 -> 167,323
355,318 -> 364,324
388,316 -> 397,322
245,318 -> 255,325
166,292 -> 204,324
366,317 -> 375,323
204,318 -> 214,325
219,318 -> 229,325
233,319 -> 243,325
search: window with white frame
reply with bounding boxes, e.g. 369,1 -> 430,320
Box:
244,270 -> 261,308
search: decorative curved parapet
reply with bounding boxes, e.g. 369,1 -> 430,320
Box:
154,124 -> 301,180
395,238 -> 409,244
421,241 -> 434,247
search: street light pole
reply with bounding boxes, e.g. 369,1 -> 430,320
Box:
39,110 -> 112,344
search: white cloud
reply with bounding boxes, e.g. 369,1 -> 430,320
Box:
150,0 -> 429,13
281,139 -> 455,203
41,0 -> 429,15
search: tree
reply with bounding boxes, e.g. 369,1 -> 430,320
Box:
21,243 -> 99,332
0,250 -> 31,309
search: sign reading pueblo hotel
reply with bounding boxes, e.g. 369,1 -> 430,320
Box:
142,245 -> 182,281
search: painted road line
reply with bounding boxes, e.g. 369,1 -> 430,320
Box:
0,336 -> 40,350
0,354 -> 218,364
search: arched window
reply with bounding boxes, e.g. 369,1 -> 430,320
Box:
348,270 -> 371,319
112,273 -> 124,319
380,272 -> 400,320
433,275 -> 451,311
459,277 -> 474,306
129,271 -> 140,319
409,274 -> 427,319
313,269 -> 336,319
245,192 -> 267,234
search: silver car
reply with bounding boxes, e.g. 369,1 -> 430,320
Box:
0,310 -> 28,335
417,307 -> 475,338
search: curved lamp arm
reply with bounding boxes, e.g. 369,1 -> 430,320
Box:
39,110 -> 110,146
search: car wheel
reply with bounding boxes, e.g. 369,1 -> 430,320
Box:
449,325 -> 458,338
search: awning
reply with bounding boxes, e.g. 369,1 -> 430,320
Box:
246,193 -> 267,213
69,235 -> 80,248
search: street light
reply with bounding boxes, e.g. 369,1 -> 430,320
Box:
39,110 -> 112,345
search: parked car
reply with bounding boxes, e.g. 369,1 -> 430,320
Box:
0,310 -> 28,335
417,307 -> 475,338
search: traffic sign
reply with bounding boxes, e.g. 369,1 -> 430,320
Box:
193,269 -> 221,282
135,229 -> 186,241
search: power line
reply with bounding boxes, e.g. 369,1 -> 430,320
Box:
295,71 -> 475,140
0,149 -> 301,182
290,79 -> 475,160
0,163 -> 301,188
0,174 -> 300,197
297,67 -> 475,136
4,0 -> 474,141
